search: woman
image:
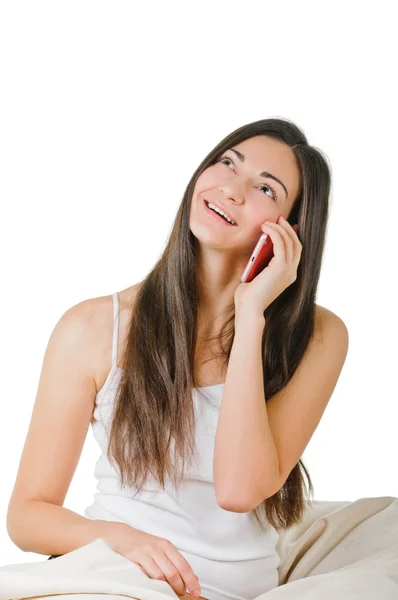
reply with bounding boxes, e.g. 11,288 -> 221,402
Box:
6,117 -> 349,600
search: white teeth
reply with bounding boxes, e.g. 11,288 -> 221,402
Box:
207,202 -> 237,225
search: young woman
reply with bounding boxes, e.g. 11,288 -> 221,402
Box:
6,118 -> 349,600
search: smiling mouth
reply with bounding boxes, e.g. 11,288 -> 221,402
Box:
203,199 -> 238,226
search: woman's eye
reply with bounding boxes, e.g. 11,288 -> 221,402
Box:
219,157 -> 277,201
220,157 -> 233,169
259,184 -> 277,201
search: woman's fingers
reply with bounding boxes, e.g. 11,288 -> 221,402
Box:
262,220 -> 293,264
165,545 -> 202,596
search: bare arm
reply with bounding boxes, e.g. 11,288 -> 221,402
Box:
214,307 -> 349,512
6,297 -> 121,555
213,311 -> 278,511
7,498 -> 119,555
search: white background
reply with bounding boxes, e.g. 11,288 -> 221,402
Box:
0,1 -> 397,565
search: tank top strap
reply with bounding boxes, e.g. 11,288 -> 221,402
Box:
111,292 -> 120,369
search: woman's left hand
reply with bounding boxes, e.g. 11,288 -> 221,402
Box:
234,215 -> 302,317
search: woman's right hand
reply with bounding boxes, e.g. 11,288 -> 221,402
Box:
103,521 -> 202,598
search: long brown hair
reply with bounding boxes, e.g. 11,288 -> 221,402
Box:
107,117 -> 331,533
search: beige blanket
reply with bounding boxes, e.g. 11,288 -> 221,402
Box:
1,495 -> 397,600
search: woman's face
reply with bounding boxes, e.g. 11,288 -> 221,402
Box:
190,135 -> 302,254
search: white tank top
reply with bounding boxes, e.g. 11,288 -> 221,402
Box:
83,292 -> 281,600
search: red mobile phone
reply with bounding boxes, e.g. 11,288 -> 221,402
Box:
240,232 -> 274,283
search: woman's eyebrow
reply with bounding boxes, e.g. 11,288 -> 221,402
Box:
229,147 -> 288,200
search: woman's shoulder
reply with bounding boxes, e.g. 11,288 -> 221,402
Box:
315,304 -> 349,351
75,283 -> 143,393
316,304 -> 348,329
